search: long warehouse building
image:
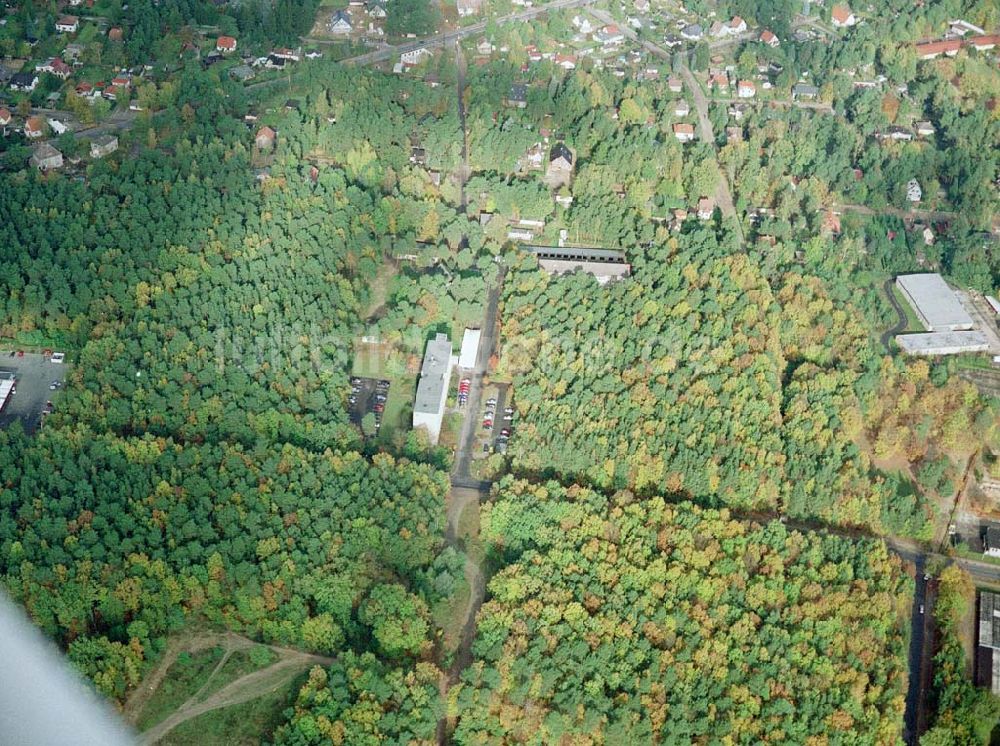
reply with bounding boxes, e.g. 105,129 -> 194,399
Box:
412,333 -> 453,445
895,331 -> 989,356
896,273 -> 975,332
0,371 -> 13,412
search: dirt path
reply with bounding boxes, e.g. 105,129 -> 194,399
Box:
123,632 -> 239,724
128,631 -> 336,744
139,650 -> 330,745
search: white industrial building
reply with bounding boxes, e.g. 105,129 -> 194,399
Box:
412,333 -> 453,445
896,273 -> 975,332
0,371 -> 13,411
895,331 -> 989,356
458,328 -> 481,370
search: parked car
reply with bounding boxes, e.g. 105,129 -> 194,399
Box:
500,428 -> 511,437
350,377 -> 361,385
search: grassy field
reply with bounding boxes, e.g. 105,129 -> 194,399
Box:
890,283 -> 925,332
352,343 -> 417,439
193,646 -> 278,704
137,647 -> 226,732
157,675 -> 304,746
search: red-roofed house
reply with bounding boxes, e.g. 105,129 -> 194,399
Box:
709,72 -> 729,90
831,5 -> 856,27
255,126 -> 276,150
217,36 -> 237,53
108,26 -> 123,41
554,53 -> 577,70
729,16 -> 747,33
697,196 -> 715,219
737,80 -> 756,98
24,116 -> 45,139
969,34 -> 999,51
55,15 -> 80,33
673,122 -> 695,142
0,108 -> 10,126
37,58 -> 72,79
760,29 -> 779,47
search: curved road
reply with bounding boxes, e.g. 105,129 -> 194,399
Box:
881,277 -> 906,352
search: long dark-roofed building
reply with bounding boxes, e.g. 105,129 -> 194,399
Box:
979,590 -> 1000,694
528,246 -> 630,284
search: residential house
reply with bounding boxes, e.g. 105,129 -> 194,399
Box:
715,16 -> 746,36
729,103 -> 750,120
24,116 -> 44,139
986,526 -> 1000,558
36,58 -> 71,79
906,179 -> 922,202
667,77 -> 683,93
595,24 -> 625,45
879,126 -> 913,141
634,0 -> 649,11
55,15 -> 80,33
272,48 -> 302,62
680,24 -> 703,40
410,146 -> 427,165
328,10 -> 353,34
571,15 -> 595,34
969,34 -> 999,51
30,142 -> 62,171
737,80 -> 756,98
726,125 -> 742,143
229,64 -> 255,82
760,29 -> 779,47
791,83 -> 819,100
673,122 -> 695,142
506,83 -> 528,108
107,27 -> 123,41
915,120 -> 935,137
255,126 -> 276,150
476,38 -> 493,56
0,108 -> 9,126
709,72 -> 729,91
522,142 -> 545,170
831,5 -> 856,27
10,72 -> 39,92
554,53 -> 577,70
63,43 -> 85,62
47,118 -> 68,135
457,0 -> 482,16
673,99 -> 690,117
90,135 -> 118,158
544,142 -> 573,188
697,196 -> 715,220
368,1 -> 387,18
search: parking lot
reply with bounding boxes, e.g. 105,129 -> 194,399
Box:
0,351 -> 68,433
348,376 -> 390,434
477,383 -> 514,454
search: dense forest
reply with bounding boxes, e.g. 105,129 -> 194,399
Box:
499,229 -> 997,533
0,0 -> 997,739
454,478 -> 909,743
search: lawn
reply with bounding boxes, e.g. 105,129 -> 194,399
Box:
890,282 -> 925,332
137,647 -> 226,732
157,674 -> 305,746
352,342 -> 417,438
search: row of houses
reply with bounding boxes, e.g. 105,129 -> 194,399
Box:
26,135 -> 119,171
914,33 -> 999,60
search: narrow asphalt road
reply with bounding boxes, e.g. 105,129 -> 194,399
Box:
902,556 -> 931,745
342,0 -> 597,67
881,277 -> 906,351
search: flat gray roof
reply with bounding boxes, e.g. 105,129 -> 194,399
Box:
895,331 -> 988,355
413,333 -> 452,415
896,273 -> 974,331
